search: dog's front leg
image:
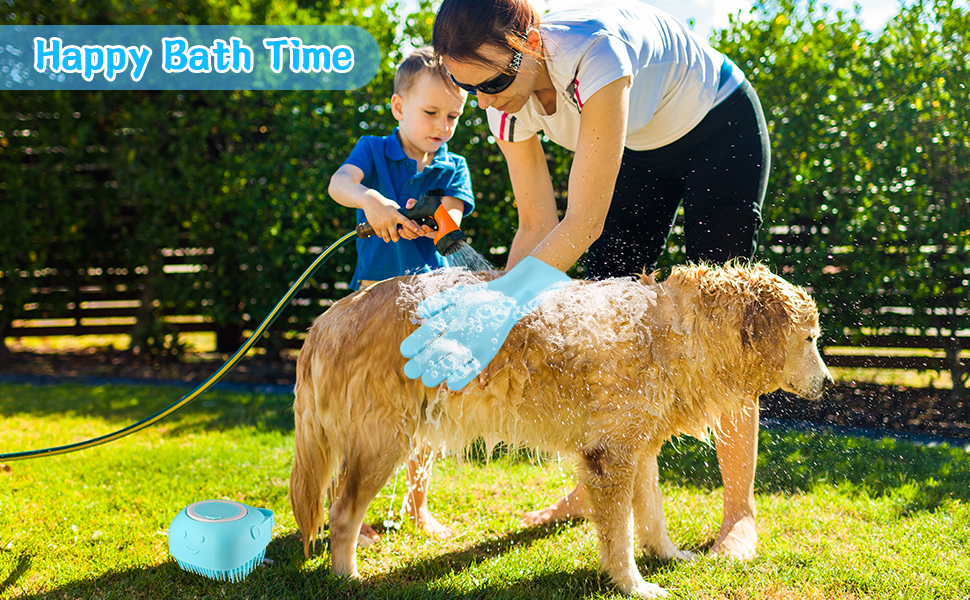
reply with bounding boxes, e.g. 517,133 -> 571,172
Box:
633,452 -> 694,561
580,447 -> 669,598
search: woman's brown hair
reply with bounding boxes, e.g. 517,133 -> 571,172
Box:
432,0 -> 541,71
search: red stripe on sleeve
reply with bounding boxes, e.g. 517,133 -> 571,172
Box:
572,79 -> 584,109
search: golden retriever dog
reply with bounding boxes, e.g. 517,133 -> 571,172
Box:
289,262 -> 832,598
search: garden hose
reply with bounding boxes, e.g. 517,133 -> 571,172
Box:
1,191 -> 467,462
0,230 -> 358,462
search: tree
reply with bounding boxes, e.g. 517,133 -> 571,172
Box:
868,0 -> 970,394
714,0 -> 969,396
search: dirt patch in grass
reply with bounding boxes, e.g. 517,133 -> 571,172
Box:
763,383 -> 970,440
1,347 -> 968,441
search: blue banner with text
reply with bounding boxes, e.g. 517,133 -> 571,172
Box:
0,25 -> 381,90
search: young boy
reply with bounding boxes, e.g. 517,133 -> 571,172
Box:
328,47 -> 473,541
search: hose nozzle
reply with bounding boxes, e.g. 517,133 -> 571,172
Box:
430,203 -> 465,256
355,189 -> 467,256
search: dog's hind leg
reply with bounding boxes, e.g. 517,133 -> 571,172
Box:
328,436 -> 406,578
632,452 -> 694,561
580,447 -> 668,598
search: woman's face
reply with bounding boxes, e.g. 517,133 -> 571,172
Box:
443,43 -> 538,114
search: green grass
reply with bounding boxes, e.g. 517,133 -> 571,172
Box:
2,382 -> 969,599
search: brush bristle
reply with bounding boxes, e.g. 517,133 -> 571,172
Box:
176,548 -> 266,582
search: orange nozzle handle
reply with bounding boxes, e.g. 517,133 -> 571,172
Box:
433,204 -> 461,246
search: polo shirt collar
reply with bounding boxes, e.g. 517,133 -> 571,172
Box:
386,127 -> 456,171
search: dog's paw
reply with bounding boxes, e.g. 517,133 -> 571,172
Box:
628,580 -> 669,598
639,541 -> 695,563
672,548 -> 696,562
614,572 -> 670,598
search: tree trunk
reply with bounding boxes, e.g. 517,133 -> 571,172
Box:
130,254 -> 160,355
943,336 -> 968,407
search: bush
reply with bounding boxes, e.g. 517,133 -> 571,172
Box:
1,0 -> 967,394
714,0 -> 969,391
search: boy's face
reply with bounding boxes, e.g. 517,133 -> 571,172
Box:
391,71 -> 466,160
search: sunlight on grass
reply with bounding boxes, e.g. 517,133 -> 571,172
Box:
5,334 -> 133,353
7,332 -> 219,355
1,382 -> 969,599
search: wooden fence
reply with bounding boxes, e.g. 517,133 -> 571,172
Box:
2,243 -> 968,374
2,246 -> 339,350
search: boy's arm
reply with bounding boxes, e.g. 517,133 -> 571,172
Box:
329,164 -> 424,242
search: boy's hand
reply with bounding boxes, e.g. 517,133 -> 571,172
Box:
363,194 -> 424,242
403,198 -> 438,238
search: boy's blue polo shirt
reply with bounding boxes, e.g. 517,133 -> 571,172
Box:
343,128 -> 475,290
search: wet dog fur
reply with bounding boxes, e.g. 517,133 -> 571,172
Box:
289,262 -> 833,597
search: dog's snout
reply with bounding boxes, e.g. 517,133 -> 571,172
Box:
824,372 -> 835,390
808,371 -> 836,400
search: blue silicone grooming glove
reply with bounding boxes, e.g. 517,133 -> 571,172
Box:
400,256 -> 572,391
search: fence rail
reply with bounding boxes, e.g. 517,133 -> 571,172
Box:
2,245 -> 968,374
6,295 -> 969,370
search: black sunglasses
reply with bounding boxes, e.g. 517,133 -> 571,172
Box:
450,50 -> 523,96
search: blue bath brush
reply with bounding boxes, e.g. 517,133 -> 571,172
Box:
168,499 -> 275,582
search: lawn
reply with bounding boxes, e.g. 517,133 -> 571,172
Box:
1,381 -> 969,599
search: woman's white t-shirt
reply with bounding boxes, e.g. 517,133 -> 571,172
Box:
487,1 -> 745,152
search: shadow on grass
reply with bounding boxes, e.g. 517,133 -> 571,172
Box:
0,552 -> 31,597
0,381 -> 295,436
9,525 -> 669,600
371,519 -> 587,583
659,426 -> 970,512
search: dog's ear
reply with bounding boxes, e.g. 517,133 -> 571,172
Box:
742,299 -> 790,370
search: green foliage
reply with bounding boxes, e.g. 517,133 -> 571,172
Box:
1,0 -> 967,378
714,0 -> 879,304
870,0 -> 970,315
713,0 -> 969,389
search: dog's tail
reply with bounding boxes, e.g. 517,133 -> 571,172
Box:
289,326 -> 335,559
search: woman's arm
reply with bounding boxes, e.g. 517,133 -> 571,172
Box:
441,196 -> 465,228
497,134 -> 559,269
529,77 -> 631,272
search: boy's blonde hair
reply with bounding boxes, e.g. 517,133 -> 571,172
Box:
394,46 -> 462,96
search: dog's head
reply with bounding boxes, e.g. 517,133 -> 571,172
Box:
735,265 -> 833,399
670,262 -> 833,400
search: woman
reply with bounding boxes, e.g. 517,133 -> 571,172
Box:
407,0 -> 770,559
